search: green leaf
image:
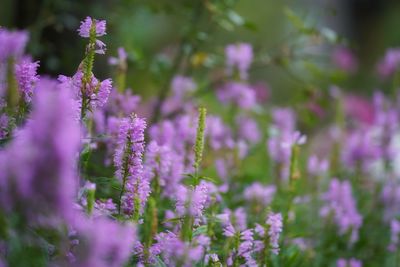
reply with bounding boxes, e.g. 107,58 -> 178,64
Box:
199,176 -> 218,184
193,225 -> 208,236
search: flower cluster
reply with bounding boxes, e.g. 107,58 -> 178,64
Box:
4,10 -> 400,267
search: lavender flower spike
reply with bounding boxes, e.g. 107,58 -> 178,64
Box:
114,114 -> 149,219
266,212 -> 283,254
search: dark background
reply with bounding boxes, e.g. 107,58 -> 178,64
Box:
2,0 -> 400,100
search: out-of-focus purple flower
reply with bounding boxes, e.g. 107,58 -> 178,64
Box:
108,47 -> 128,66
238,229 -> 256,265
0,114 -> 8,139
224,227 -> 256,266
161,76 -> 196,116
381,182 -> 400,221
344,95 -> 375,125
320,179 -> 363,243
133,241 -> 161,266
93,199 -> 117,217
171,75 -> 196,98
268,131 -> 306,163
253,82 -> 270,103
266,212 -> 283,254
0,28 -> 28,61
225,43 -> 253,80
243,182 -> 276,206
0,80 -> 80,222
114,115 -> 149,215
78,17 -> 107,38
206,116 -> 234,150
144,141 -> 184,196
149,120 -> 175,146
308,155 -> 329,176
377,48 -> 400,78
218,207 -> 248,235
236,116 -> 261,144
70,216 -> 136,267
337,258 -> 362,267
106,89 -> 141,116
14,57 -> 40,103
175,182 -> 209,219
155,231 -> 206,267
332,46 -> 358,74
217,82 -> 256,110
271,108 -> 296,132
149,114 -> 197,173
388,219 -> 400,252
341,129 -> 381,170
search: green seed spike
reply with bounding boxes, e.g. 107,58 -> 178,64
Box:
5,57 -> 19,113
193,106 -> 207,176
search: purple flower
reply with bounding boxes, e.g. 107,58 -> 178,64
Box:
160,76 -> 196,116
94,78 -> 112,108
154,231 -> 206,267
171,75 -> 196,98
236,115 -> 261,144
93,199 -> 117,217
332,46 -> 358,74
133,241 -> 161,266
70,216 -> 136,267
388,219 -> 400,252
341,129 -> 381,170
218,208 -> 248,235
58,71 -> 113,116
268,130 -> 306,180
114,115 -> 149,216
381,182 -> 400,221
108,47 -> 128,66
14,57 -> 40,102
266,212 -> 283,254
308,155 -> 329,176
78,17 -> 107,38
149,114 -> 197,173
0,28 -> 28,61
243,182 -> 276,206
217,82 -> 256,110
320,179 -> 363,243
225,43 -> 253,80
105,89 -> 141,116
175,182 -> 209,219
0,114 -> 9,139
0,80 -> 80,222
238,229 -> 256,265
376,48 -> 400,78
271,108 -> 296,132
337,258 -> 362,267
206,115 -> 234,150
144,141 -> 184,196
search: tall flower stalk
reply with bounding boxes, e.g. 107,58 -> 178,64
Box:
193,106 -> 207,179
77,17 -> 107,120
114,114 -> 148,221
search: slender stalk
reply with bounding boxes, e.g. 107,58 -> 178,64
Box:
118,135 -> 132,215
